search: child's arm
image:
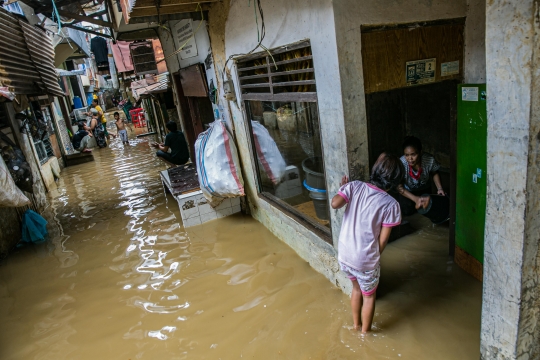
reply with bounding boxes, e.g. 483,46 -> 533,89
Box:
331,175 -> 349,209
378,227 -> 393,254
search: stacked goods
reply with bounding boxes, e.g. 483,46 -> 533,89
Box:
276,105 -> 296,131
278,47 -> 313,92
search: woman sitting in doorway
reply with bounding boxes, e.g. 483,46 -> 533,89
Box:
397,136 -> 449,223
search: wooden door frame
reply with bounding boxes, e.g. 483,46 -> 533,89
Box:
173,72 -> 196,161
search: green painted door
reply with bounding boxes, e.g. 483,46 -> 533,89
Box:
456,84 -> 487,263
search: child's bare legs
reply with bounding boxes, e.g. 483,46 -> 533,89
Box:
351,280 -> 376,333
351,280 -> 362,330
361,293 -> 376,333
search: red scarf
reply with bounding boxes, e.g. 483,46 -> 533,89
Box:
409,165 -> 423,180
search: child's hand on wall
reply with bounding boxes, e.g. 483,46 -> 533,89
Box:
340,175 -> 349,187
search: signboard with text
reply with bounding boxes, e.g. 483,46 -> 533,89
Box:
174,19 -> 198,60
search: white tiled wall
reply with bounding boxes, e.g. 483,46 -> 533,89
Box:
175,190 -> 242,228
275,165 -> 302,199
161,171 -> 242,228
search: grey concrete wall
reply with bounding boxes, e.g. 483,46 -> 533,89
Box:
209,0 -> 352,293
464,0 -> 486,83
482,1 -> 540,359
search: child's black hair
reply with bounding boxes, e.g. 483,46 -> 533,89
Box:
370,152 -> 403,191
114,112 -> 120,116
402,136 -> 422,153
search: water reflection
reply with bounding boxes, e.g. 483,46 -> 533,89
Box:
0,135 -> 482,359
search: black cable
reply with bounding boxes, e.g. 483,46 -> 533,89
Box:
222,0 -> 267,83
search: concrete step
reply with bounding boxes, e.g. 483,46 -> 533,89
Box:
65,152 -> 94,166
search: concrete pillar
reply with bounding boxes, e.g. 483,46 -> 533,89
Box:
482,1 -> 540,359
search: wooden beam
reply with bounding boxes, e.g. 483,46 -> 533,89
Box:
57,10 -> 112,28
131,0 -> 217,8
130,3 -> 211,17
62,23 -> 113,38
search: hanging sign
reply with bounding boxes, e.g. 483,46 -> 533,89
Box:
174,19 -> 198,60
406,58 -> 436,86
441,60 -> 460,77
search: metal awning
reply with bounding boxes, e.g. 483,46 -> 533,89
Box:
0,8 -> 64,97
132,72 -> 170,99
119,0 -> 216,23
56,69 -> 86,77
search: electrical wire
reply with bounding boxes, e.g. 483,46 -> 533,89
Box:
221,0 -> 276,83
50,0 -> 62,34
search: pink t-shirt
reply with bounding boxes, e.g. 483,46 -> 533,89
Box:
337,181 -> 401,272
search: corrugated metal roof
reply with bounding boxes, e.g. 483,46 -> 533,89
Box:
19,20 -> 65,97
0,9 -> 41,95
133,72 -> 170,99
0,8 -> 64,97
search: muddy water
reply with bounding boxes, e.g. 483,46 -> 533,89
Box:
0,136 -> 481,359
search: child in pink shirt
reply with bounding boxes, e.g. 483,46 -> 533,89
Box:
331,153 -> 403,333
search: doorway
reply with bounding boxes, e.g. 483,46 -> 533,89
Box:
173,64 -> 215,161
361,19 -> 465,253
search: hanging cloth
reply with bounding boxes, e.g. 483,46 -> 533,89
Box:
90,37 -> 109,64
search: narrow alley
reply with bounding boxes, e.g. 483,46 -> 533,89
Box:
0,136 -> 481,359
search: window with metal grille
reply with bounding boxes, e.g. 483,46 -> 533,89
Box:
33,139 -> 49,164
237,40 -> 316,102
237,41 -> 331,240
130,41 -> 158,76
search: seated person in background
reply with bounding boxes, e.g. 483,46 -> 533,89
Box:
151,121 -> 190,166
72,122 -> 93,153
396,136 -> 449,224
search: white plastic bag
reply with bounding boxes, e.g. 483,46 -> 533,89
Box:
251,121 -> 286,184
0,156 -> 30,207
195,120 -> 244,207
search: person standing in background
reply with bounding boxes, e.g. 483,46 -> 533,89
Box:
87,99 -> 113,140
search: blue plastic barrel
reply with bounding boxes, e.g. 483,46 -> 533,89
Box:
73,96 -> 83,109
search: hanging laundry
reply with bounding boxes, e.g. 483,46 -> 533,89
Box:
111,41 -> 134,72
91,37 -> 109,66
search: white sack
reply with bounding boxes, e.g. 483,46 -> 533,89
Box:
251,121 -> 286,184
195,120 -> 244,207
0,156 -> 30,207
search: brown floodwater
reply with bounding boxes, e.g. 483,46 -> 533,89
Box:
0,135 -> 482,359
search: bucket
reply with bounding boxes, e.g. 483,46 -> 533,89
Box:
303,180 -> 329,220
302,157 -> 326,189
417,194 -> 450,224
73,96 -> 83,109
309,191 -> 329,220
